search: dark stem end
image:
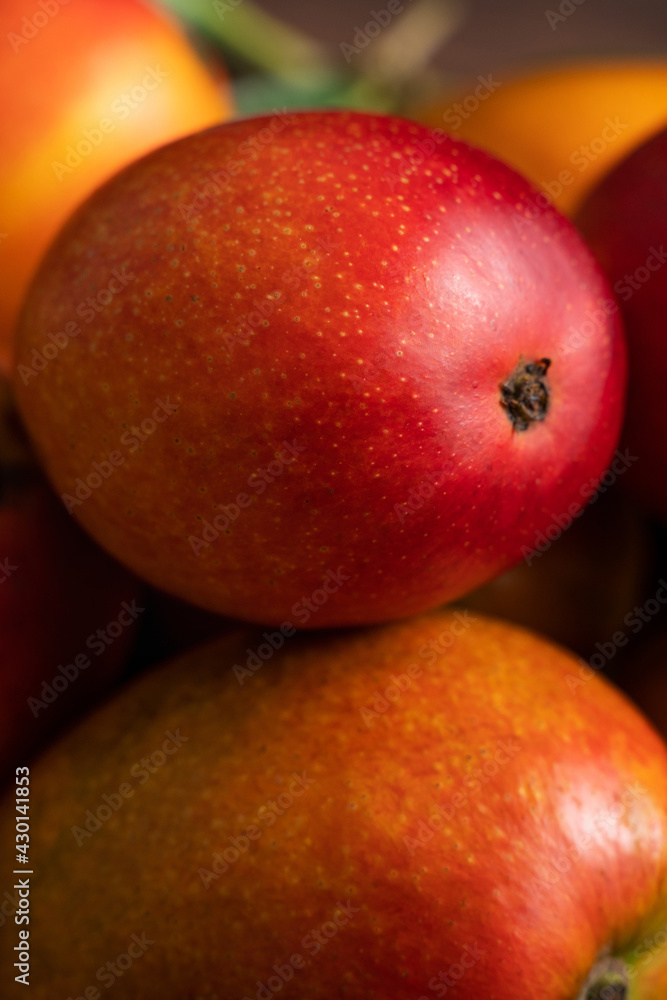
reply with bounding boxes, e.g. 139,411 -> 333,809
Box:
499,356 -> 551,432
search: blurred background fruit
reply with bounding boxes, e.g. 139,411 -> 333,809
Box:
576,126 -> 667,522
453,488 -> 651,659
607,516 -> 667,734
412,59 -> 667,214
0,0 -> 233,373
616,630 -> 667,739
0,377 -> 143,782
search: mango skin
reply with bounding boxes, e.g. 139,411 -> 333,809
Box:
3,612 -> 667,997
0,0 -> 232,371
14,111 -> 625,626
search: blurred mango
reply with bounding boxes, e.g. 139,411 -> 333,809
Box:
413,60 -> 667,215
0,0 -> 233,373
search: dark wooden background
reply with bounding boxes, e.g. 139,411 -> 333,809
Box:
259,0 -> 667,81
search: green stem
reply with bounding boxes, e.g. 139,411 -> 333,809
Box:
159,0 -> 333,84
159,0 -> 467,115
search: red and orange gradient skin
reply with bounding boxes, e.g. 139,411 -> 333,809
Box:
3,612 -> 667,996
0,0 -> 233,372
14,113 -> 625,627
